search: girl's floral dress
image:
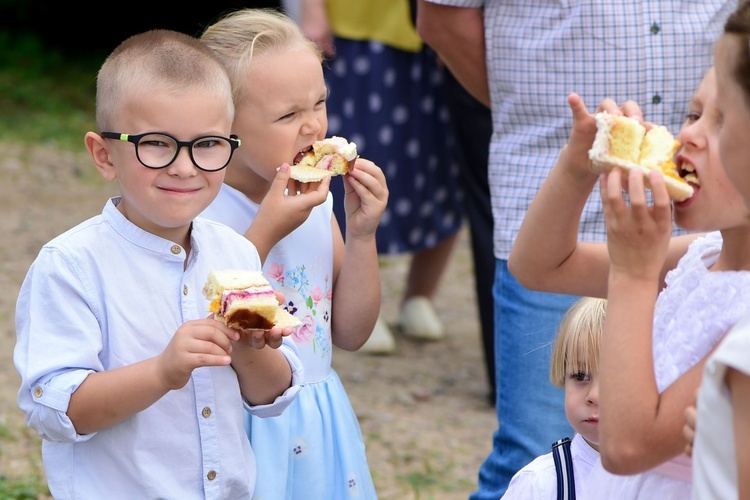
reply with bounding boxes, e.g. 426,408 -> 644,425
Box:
200,184 -> 376,499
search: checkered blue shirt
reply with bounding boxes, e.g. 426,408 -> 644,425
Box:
425,0 -> 736,259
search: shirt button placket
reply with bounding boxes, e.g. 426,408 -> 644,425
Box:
650,21 -> 661,107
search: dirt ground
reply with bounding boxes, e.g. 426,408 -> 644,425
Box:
0,141 -> 496,498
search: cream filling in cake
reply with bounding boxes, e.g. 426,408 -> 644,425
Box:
321,136 -> 357,160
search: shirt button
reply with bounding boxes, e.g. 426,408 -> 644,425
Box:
207,470 -> 217,481
34,387 -> 43,398
183,285 -> 188,296
202,407 -> 212,418
652,94 -> 662,105
650,23 -> 661,35
171,245 -> 181,255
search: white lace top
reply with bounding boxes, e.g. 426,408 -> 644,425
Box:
585,231 -> 750,498
653,231 -> 750,392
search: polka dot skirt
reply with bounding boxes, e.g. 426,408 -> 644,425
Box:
325,38 -> 465,255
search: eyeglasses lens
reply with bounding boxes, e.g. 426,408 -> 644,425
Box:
136,133 -> 232,171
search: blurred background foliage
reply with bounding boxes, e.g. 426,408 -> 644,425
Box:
0,0 -> 281,150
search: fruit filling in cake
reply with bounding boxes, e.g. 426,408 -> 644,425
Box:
220,286 -> 275,317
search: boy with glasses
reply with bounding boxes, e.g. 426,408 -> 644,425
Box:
13,29 -> 303,498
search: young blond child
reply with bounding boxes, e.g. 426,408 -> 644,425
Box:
690,2 -> 750,498
508,65 -> 750,498
199,8 -> 388,498
502,297 -> 604,500
13,29 -> 303,498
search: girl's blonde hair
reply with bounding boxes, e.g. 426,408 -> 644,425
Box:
549,297 -> 607,388
200,8 -> 323,105
95,29 -> 233,132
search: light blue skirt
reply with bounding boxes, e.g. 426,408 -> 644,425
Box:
247,369 -> 377,499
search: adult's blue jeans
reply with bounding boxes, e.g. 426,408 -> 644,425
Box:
471,259 -> 578,499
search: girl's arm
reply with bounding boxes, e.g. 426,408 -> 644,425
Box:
510,94 -> 697,297
508,94 -> 609,297
330,158 -> 388,351
598,168 -> 703,473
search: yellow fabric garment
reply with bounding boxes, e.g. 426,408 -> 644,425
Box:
327,0 -> 423,52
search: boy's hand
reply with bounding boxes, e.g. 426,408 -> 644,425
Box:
232,325 -> 292,350
601,167 -> 672,281
342,158 -> 389,239
157,318 -> 240,390
230,289 -> 293,351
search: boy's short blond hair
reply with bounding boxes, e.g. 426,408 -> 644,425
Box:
549,297 -> 607,388
200,8 -> 323,105
95,29 -> 233,132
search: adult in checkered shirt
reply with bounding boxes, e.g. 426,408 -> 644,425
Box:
416,1 -> 736,498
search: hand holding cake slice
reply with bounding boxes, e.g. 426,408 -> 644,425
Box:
203,270 -> 301,330
588,112 -> 696,201
290,136 -> 358,182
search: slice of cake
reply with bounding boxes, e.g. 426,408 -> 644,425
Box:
291,136 -> 358,182
203,270 -> 300,330
589,112 -> 694,201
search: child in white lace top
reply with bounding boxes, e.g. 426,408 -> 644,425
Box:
508,65 -> 750,499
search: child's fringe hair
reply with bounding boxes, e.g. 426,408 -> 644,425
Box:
549,297 -> 607,388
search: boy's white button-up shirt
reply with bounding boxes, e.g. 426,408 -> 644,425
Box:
14,197 -> 304,499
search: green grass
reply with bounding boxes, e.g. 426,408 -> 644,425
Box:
0,476 -> 48,500
0,422 -> 49,499
0,31 -> 100,151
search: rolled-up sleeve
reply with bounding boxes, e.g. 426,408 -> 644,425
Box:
19,369 -> 96,443
15,248 -> 104,442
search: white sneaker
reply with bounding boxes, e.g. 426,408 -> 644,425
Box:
399,296 -> 445,341
359,315 -> 396,354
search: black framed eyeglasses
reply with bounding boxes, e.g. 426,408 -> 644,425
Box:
100,131 -> 241,172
